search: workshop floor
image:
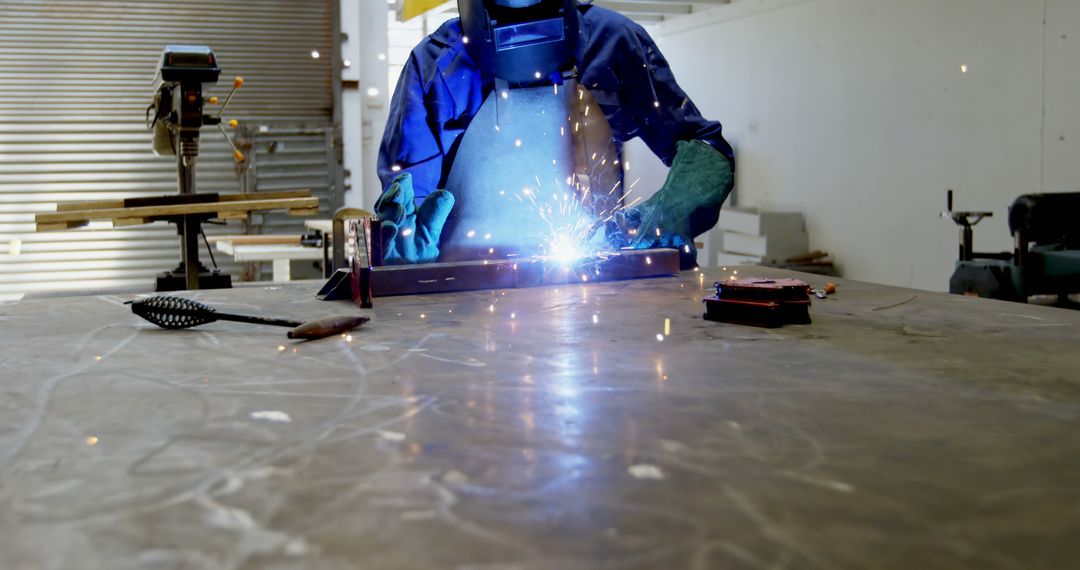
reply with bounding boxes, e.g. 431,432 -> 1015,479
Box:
2,268 -> 1078,569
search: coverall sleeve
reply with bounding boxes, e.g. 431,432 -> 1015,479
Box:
617,24 -> 734,168
378,51 -> 445,202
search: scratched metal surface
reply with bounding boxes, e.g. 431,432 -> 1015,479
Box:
2,268 -> 1079,569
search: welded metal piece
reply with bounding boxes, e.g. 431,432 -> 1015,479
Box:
369,248 -> 679,297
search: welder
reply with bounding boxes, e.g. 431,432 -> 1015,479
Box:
376,0 -> 734,269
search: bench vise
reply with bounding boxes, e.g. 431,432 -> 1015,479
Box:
944,190 -> 1080,302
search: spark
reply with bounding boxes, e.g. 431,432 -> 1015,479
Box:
401,228 -> 413,237
466,229 -> 477,238
656,334 -> 664,342
345,334 -> 353,342
85,436 -> 98,446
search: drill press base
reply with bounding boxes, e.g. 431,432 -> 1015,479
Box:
155,265 -> 232,292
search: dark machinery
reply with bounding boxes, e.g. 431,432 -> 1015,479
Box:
147,45 -> 244,291
943,190 -> 1080,303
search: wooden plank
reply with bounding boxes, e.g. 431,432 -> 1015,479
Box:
51,190 -> 310,213
56,199 -> 124,212
36,221 -> 88,232
206,235 -> 302,245
221,244 -> 324,263
218,211 -> 250,221
219,189 -> 311,202
214,241 -> 236,256
35,197 -> 319,225
304,219 -> 333,233
112,218 -> 149,227
288,207 -> 321,217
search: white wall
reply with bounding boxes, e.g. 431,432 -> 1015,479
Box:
1044,0 -> 1080,193
630,0 -> 1076,291
340,0 -> 362,209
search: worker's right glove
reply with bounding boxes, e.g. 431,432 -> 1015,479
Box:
374,173 -> 455,265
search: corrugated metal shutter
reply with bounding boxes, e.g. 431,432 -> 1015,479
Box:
0,0 -> 336,298
239,123 -> 341,281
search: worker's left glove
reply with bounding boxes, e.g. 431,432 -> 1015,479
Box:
621,140 -> 734,269
375,173 -> 455,265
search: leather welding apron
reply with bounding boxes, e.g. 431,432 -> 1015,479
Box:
439,80 -> 623,261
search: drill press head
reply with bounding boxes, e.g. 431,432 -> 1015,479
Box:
148,45 -> 221,158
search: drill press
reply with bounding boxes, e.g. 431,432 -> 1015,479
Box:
147,45 -> 243,291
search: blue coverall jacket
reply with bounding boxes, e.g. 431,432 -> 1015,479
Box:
377,4 -> 734,205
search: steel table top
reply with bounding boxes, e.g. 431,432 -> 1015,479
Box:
2,268 -> 1078,569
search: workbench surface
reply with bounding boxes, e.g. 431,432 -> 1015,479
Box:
2,268 -> 1078,569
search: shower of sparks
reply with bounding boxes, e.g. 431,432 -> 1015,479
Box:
509,166 -> 641,268
464,108 -> 665,275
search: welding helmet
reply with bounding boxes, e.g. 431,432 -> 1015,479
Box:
458,0 -> 580,84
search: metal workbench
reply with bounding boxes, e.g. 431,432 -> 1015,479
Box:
2,267 -> 1078,569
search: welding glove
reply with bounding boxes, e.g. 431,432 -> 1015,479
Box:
626,140 -> 734,269
375,173 -> 455,265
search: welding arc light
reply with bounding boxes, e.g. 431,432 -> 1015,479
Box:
548,234 -> 583,265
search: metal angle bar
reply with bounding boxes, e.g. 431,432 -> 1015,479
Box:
369,249 -> 680,297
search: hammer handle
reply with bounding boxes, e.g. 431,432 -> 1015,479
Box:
287,315 -> 370,340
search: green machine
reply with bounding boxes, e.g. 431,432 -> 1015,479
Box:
943,190 -> 1080,303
